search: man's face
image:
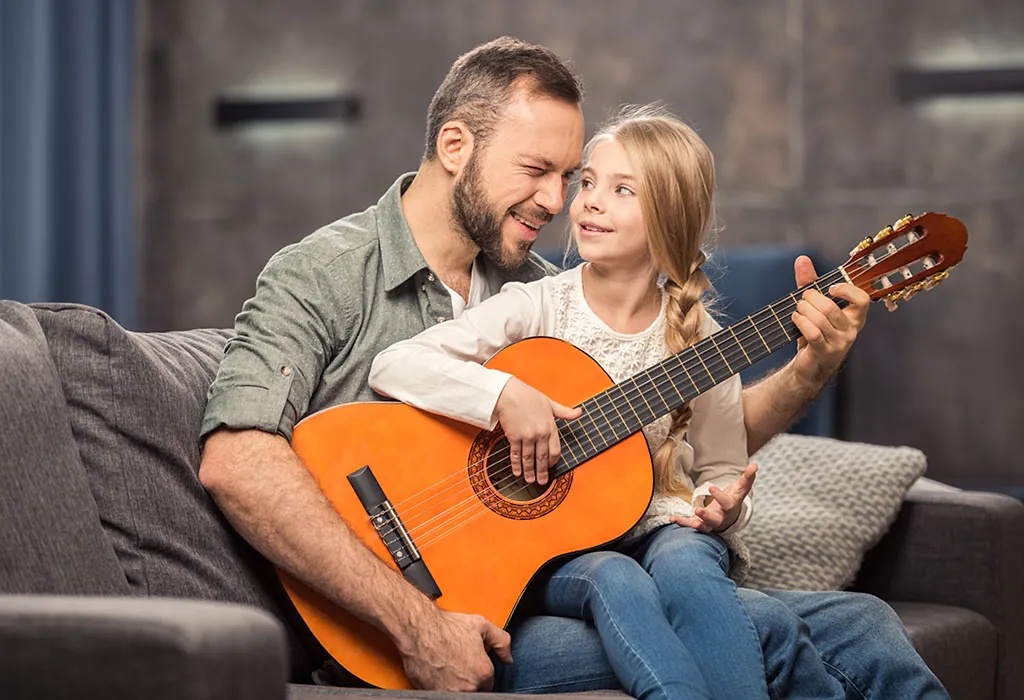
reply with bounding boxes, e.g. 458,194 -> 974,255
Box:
452,94 -> 585,269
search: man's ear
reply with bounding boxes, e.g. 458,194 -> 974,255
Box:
436,120 -> 474,176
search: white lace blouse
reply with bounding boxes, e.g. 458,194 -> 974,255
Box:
368,264 -> 752,543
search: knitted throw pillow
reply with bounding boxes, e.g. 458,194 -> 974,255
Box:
743,433 -> 927,591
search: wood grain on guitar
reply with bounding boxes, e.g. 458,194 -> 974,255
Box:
280,212 -> 968,689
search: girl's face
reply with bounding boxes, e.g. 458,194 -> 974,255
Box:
569,138 -> 652,272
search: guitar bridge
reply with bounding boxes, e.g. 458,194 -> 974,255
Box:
347,466 -> 442,599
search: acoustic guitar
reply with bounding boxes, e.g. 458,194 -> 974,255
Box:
279,212 -> 968,688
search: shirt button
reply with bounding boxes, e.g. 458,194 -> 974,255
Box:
427,273 -> 435,282
436,316 -> 446,324
281,366 -> 292,377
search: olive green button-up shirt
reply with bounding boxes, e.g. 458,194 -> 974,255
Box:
200,173 -> 558,441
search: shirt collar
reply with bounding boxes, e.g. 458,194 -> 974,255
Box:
377,173 -> 431,292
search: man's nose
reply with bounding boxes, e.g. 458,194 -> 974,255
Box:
535,173 -> 566,215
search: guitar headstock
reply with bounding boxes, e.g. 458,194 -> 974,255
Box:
843,213 -> 968,311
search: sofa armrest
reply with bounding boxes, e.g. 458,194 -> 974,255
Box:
853,481 -> 1024,700
854,481 -> 1023,615
0,596 -> 288,700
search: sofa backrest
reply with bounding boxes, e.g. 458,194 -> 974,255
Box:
31,303 -> 285,618
0,301 -> 130,595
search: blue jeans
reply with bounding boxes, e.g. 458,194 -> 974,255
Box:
539,525 -> 766,700
496,572 -> 949,700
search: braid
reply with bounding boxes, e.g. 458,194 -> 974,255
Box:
651,256 -> 711,500
576,104 -> 717,502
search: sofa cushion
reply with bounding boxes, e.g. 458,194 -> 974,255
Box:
744,434 -> 927,591
0,301 -> 128,595
32,304 -> 283,610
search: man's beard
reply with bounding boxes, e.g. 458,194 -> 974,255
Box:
452,152 -> 541,271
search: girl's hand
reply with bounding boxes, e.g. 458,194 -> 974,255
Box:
494,378 -> 582,485
670,464 -> 758,533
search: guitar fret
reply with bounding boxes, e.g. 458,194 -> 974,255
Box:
691,343 -> 716,387
557,424 -> 582,465
629,377 -> 658,425
747,315 -> 772,353
601,386 -> 633,439
708,335 -> 734,375
652,362 -> 685,414
767,300 -> 794,342
586,396 -> 614,448
575,410 -> 601,454
590,391 -> 629,443
728,326 -> 752,365
639,368 -> 672,418
657,360 -> 684,407
682,353 -> 713,394
611,384 -> 646,433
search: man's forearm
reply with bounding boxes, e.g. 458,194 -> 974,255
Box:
742,362 -> 819,456
199,429 -> 433,651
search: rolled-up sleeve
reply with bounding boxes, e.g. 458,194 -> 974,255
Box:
201,248 -> 348,442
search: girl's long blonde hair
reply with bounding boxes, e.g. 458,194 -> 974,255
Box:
579,105 -> 717,500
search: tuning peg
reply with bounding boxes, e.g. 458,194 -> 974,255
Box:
923,269 -> 950,290
873,225 -> 894,243
884,295 -> 899,312
893,214 -> 915,231
849,237 -> 873,256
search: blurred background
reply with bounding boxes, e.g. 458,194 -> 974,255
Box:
1,0 -> 1021,496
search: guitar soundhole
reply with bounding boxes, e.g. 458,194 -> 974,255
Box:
468,428 -> 572,520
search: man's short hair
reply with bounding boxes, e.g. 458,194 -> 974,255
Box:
423,36 -> 584,161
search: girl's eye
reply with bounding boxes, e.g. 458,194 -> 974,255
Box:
615,185 -> 634,196
580,178 -> 595,189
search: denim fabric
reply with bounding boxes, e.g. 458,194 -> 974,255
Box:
496,546 -> 949,699
503,525 -> 766,700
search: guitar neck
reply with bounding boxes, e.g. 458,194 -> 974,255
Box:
551,267 -> 849,475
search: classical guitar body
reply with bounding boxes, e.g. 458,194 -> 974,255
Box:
281,338 -> 655,689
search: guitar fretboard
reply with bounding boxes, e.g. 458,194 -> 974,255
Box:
550,267 -> 849,476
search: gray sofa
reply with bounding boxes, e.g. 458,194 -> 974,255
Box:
1,300 -> 1021,700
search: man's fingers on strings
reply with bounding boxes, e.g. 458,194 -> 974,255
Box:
796,297 -> 835,342
791,311 -> 826,347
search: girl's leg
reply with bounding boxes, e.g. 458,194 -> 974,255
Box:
634,525 -> 770,700
544,550 -> 713,700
